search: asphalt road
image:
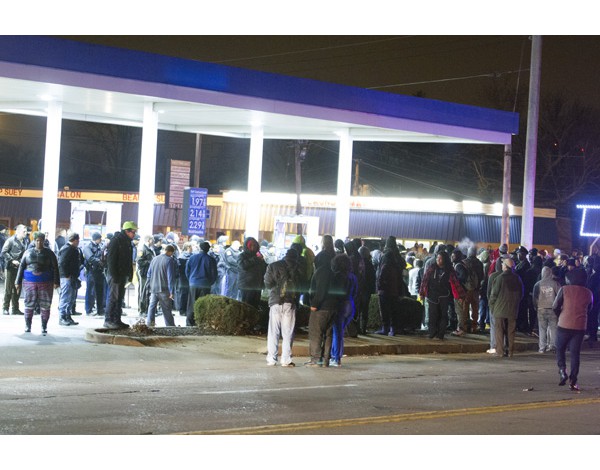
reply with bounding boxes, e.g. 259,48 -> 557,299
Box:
0,303 -> 597,468
1,312 -> 598,433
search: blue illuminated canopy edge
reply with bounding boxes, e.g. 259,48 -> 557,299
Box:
0,36 -> 519,135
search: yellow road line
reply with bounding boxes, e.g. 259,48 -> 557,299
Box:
180,398 -> 600,435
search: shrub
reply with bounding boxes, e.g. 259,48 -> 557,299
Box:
194,294 -> 260,335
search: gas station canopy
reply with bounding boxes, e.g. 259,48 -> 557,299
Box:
0,36 -> 518,144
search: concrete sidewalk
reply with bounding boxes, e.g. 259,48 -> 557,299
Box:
0,281 -> 577,358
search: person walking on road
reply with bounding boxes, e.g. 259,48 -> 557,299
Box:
145,244 -> 177,327
553,268 -> 593,391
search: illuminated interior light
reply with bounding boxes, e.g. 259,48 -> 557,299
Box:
462,200 -> 484,214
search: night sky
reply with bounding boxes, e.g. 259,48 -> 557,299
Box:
61,36 -> 600,110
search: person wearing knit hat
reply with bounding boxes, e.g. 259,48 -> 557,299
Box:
489,255 -> 523,357
292,235 -> 315,305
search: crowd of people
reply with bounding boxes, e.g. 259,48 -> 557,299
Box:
1,224 -> 598,387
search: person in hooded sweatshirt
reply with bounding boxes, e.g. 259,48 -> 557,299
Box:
334,239 -> 345,255
533,266 -> 562,353
220,240 -> 241,299
329,254 -> 358,367
358,245 -> 376,334
477,248 -> 491,331
314,235 -> 336,271
293,235 -> 315,304
375,236 -> 407,336
344,240 -> 365,336
306,252 -> 340,367
237,237 -> 267,309
553,268 -> 593,391
264,248 -> 302,367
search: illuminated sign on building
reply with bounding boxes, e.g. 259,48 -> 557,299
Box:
577,204 -> 600,237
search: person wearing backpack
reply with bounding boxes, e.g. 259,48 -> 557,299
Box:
451,248 -> 480,336
264,248 -> 301,367
465,247 -> 485,332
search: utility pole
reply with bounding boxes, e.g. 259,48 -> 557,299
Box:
294,140 -> 309,233
501,143 -> 512,248
353,159 -> 360,196
194,134 -> 202,187
521,35 -> 542,248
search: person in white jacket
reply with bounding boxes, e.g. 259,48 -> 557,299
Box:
408,259 -> 423,297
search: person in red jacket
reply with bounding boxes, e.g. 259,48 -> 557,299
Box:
419,251 -> 465,340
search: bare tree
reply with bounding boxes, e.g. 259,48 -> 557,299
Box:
533,94 -> 600,208
60,121 -> 142,191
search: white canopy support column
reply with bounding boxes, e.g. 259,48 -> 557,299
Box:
41,100 -> 62,250
138,102 -> 159,236
335,129 -> 353,241
245,126 -> 264,240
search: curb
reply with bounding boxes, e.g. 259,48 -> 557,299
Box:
85,328 -> 543,356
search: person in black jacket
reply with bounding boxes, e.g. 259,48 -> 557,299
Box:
0,224 -> 7,276
357,245 -> 376,334
264,248 -> 301,367
57,233 -> 81,326
375,236 -> 407,336
83,232 -> 106,316
104,221 -> 137,329
2,224 -> 27,315
305,258 -> 340,367
175,242 -> 193,317
514,246 -> 532,333
237,237 -> 267,309
136,235 -> 155,316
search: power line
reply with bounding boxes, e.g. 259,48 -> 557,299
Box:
367,69 -> 529,90
214,36 -> 410,64
269,36 -> 527,83
358,159 -> 479,200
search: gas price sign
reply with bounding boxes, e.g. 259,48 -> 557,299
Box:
182,187 -> 210,236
